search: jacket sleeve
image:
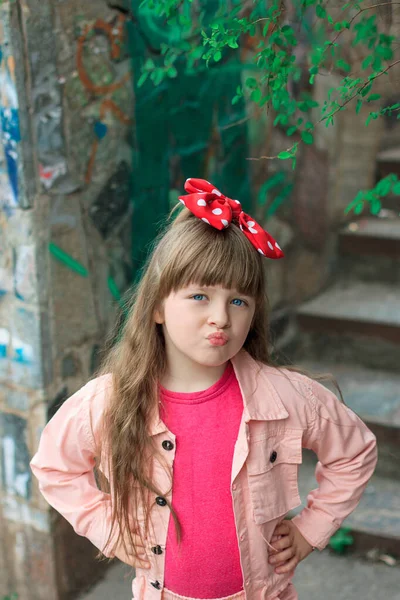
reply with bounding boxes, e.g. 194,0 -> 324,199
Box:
291,377 -> 378,551
30,376 -> 118,557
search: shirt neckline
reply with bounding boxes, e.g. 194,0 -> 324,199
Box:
159,362 -> 234,404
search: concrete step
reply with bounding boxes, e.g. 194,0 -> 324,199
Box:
377,145 -> 400,179
339,216 -> 400,260
293,361 -> 400,480
289,450 -> 400,559
297,281 -> 400,349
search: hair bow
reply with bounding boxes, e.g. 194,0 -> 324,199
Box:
178,178 -> 284,259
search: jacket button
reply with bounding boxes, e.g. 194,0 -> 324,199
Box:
152,545 -> 163,555
151,581 -> 161,589
270,451 -> 277,463
156,496 -> 167,506
162,440 -> 174,451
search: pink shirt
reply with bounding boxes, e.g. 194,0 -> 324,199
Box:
159,362 -> 244,598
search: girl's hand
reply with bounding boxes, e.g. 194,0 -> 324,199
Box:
113,530 -> 151,570
268,520 -> 314,575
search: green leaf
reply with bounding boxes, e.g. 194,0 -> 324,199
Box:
301,131 -> 314,145
287,126 -> 297,136
277,151 -> 292,159
336,59 -> 351,73
144,58 -> 155,70
370,199 -> 381,215
250,88 -> 262,103
214,50 -> 222,62
360,83 -> 372,97
354,202 -> 364,215
392,181 -> 400,195
366,94 -> 381,103
316,4 -> 326,18
137,71 -> 148,87
246,77 -> 258,89
375,178 -> 392,196
167,66 -> 177,78
356,99 -> 363,114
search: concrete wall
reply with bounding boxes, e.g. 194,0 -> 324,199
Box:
0,1 -> 133,598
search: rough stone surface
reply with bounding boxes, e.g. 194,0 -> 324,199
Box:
284,246 -> 332,305
0,2 -> 134,599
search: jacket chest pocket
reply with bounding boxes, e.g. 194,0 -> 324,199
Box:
246,431 -> 303,524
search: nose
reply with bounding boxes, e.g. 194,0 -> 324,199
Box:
207,301 -> 230,329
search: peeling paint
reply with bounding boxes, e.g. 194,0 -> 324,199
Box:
0,412 -> 31,500
0,30 -> 21,209
1,496 -> 50,533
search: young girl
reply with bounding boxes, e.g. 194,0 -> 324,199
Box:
30,178 -> 377,600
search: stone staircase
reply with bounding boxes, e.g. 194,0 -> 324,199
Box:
289,214 -> 400,559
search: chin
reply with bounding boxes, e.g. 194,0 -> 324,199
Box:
193,349 -> 233,367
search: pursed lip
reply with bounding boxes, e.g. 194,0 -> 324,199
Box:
207,332 -> 229,342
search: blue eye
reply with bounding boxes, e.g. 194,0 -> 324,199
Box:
192,294 -> 206,301
232,298 -> 247,307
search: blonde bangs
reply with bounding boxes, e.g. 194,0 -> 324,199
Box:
156,211 -> 265,301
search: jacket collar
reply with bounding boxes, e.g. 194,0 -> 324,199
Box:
148,350 -> 289,436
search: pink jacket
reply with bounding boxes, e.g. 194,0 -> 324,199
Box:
30,350 -> 378,600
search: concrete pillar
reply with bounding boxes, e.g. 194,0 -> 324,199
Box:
0,1 -> 133,598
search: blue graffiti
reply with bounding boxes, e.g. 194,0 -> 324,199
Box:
0,44 -> 20,207
0,106 -> 20,205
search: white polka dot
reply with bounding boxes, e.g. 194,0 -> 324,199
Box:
268,241 -> 274,250
239,224 -> 243,231
258,248 -> 265,255
212,188 -> 222,196
275,243 -> 281,251
249,227 -> 258,234
202,218 -> 210,225
197,199 -> 207,206
247,221 -> 255,227
234,200 -> 241,204
221,219 -> 229,227
212,208 -> 223,215
180,199 -> 185,205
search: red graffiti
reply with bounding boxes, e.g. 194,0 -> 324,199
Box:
76,15 -> 133,183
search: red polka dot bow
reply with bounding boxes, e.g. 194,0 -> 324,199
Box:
179,178 -> 284,259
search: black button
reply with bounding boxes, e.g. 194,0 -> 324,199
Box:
152,545 -> 163,555
270,451 -> 277,463
162,440 -> 174,451
151,581 -> 161,589
156,496 -> 167,506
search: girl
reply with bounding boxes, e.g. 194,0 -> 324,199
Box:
30,178 -> 377,600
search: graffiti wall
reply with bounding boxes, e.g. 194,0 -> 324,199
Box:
0,1 -> 134,598
0,19 -> 21,212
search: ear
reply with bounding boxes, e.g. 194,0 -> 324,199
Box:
154,306 -> 164,324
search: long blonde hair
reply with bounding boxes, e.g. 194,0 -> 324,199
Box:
94,207 -> 340,563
